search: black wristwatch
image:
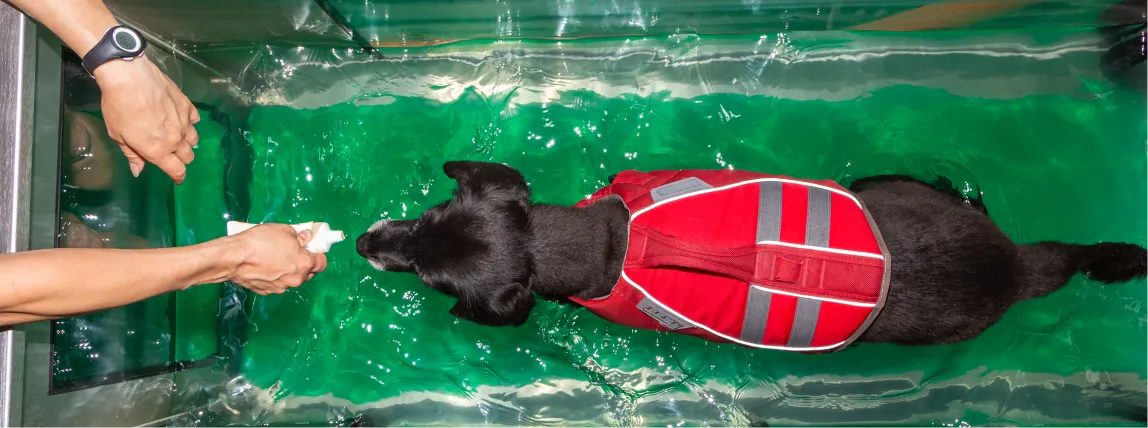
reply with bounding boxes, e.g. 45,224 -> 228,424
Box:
81,25 -> 147,76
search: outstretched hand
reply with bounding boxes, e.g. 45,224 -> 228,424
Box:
94,56 -> 199,184
226,224 -> 328,295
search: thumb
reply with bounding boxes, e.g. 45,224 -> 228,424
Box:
128,159 -> 144,178
116,143 -> 146,177
297,229 -> 313,246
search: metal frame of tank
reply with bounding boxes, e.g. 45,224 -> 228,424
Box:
0,7 -> 37,425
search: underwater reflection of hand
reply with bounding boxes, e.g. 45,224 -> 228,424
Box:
94,56 -> 199,184
226,224 -> 328,295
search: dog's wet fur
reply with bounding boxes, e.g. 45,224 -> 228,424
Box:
357,161 -> 1147,346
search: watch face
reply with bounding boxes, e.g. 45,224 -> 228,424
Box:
110,27 -> 143,54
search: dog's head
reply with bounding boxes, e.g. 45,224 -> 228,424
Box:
356,161 -> 536,327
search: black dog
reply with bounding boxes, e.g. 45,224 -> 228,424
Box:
357,161 -> 1147,346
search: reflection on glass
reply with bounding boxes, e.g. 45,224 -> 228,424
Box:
50,52 -> 207,392
60,108 -> 149,249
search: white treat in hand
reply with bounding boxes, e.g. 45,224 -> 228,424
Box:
226,221 -> 346,254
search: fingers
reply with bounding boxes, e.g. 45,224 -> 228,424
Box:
183,126 -> 199,147
157,88 -> 194,182
181,106 -> 199,148
166,80 -> 200,144
288,252 -> 325,289
98,57 -> 203,184
129,162 -> 144,178
244,281 -> 284,296
175,143 -> 195,164
188,102 -> 201,125
297,253 -> 325,286
152,153 -> 188,184
117,143 -> 147,178
295,250 -> 321,274
312,253 -> 328,273
162,93 -> 183,142
297,229 -> 314,246
172,91 -> 191,124
237,280 -> 271,296
169,79 -> 200,142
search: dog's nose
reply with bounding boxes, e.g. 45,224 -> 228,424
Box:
356,234 -> 370,257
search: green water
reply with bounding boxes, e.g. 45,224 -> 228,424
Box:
175,32 -> 1147,426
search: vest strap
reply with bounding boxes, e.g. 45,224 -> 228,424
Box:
805,186 -> 832,247
739,286 -> 772,342
756,181 -> 783,242
788,296 -> 821,347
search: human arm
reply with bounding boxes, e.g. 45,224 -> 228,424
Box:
0,224 -> 327,326
4,0 -> 200,183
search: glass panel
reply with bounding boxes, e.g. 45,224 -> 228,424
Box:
105,0 -> 354,45
49,51 -> 223,391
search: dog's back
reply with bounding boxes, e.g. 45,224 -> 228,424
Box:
852,177 -> 1146,345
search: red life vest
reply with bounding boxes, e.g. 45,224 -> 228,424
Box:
570,169 -> 891,353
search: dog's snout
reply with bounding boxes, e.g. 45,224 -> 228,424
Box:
356,234 -> 370,257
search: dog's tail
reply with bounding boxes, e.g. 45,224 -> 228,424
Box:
1014,242 -> 1147,301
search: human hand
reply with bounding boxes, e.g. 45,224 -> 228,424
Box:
93,56 -> 199,184
227,224 -> 328,295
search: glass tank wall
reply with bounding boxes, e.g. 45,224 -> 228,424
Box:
2,0 -> 1144,426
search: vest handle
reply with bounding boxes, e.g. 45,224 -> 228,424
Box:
625,225 -> 800,285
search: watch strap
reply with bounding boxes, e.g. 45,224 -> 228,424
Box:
81,26 -> 146,76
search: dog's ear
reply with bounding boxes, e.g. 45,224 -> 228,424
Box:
442,161 -> 530,206
449,282 -> 535,327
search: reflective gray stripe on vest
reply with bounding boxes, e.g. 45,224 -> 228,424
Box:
637,298 -> 692,330
805,186 -> 831,247
744,182 -> 784,344
650,177 -> 712,202
739,287 -> 772,342
787,297 -> 821,347
756,181 -> 783,242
